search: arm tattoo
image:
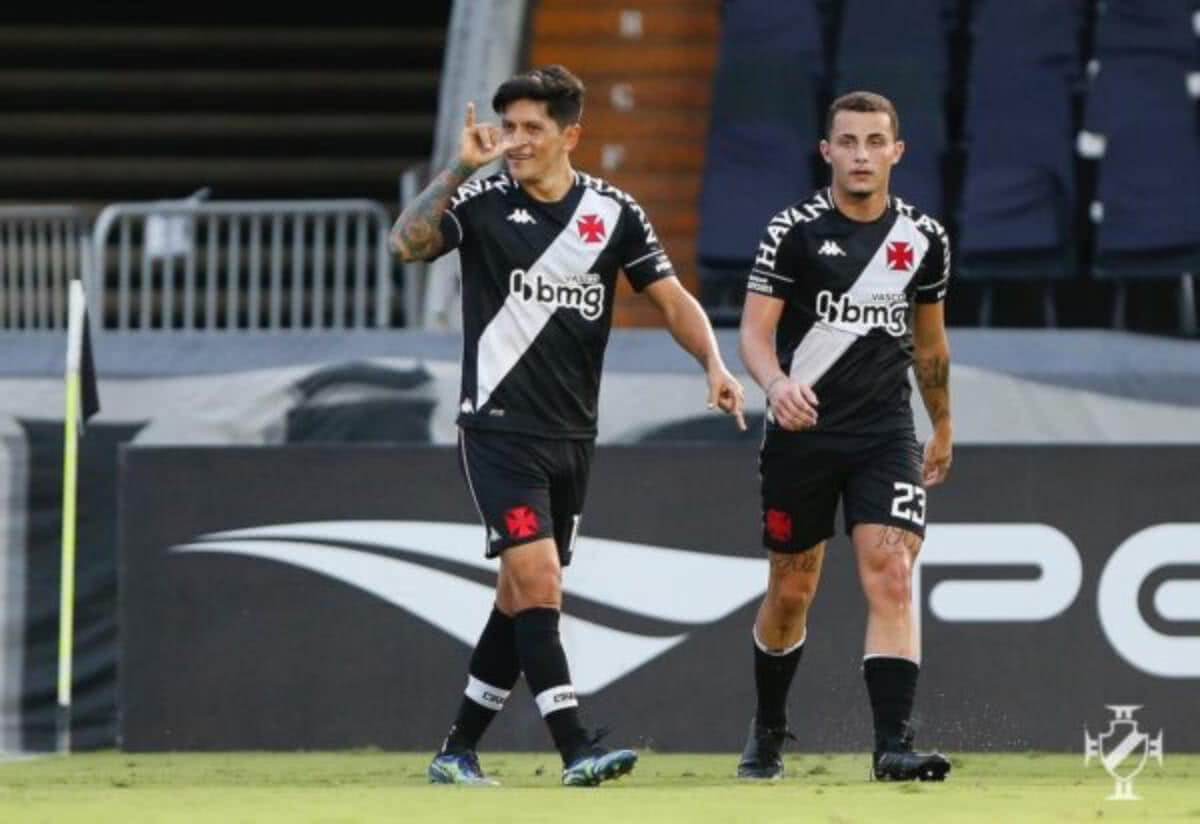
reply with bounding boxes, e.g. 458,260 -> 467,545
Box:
914,354 -> 948,389
914,353 -> 951,427
390,161 -> 475,261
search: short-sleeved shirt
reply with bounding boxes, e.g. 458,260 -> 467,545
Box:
746,188 -> 951,435
435,170 -> 673,439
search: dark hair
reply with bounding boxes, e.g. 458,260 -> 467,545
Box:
826,91 -> 900,138
492,64 -> 585,129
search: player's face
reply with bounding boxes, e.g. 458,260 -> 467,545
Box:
820,111 -> 904,199
499,99 -> 580,184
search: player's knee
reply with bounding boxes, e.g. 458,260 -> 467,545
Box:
771,588 -> 811,619
508,558 -> 562,607
884,570 -> 913,607
769,575 -> 816,618
495,575 -> 519,614
866,560 -> 912,610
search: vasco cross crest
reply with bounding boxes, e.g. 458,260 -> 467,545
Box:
1084,705 -> 1164,800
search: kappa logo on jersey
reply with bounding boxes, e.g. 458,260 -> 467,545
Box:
818,240 -> 846,257
504,506 -> 539,540
886,241 -> 915,271
509,268 -> 605,321
816,289 -> 908,336
577,214 -> 606,243
506,208 -> 536,225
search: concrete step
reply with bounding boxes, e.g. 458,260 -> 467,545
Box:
0,156 -> 418,201
0,5 -> 448,26
0,69 -> 440,112
0,113 -> 435,156
0,26 -> 445,69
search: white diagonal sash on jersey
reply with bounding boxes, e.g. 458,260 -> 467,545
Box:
789,214 -> 930,386
475,188 -> 621,409
788,323 -> 861,387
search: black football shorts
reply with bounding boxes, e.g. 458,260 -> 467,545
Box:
759,428 -> 926,552
458,428 -> 593,566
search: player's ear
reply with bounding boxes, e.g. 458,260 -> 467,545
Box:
819,139 -> 831,164
892,139 -> 905,166
563,122 -> 582,152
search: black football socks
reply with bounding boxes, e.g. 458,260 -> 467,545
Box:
863,655 -> 919,752
443,606 -> 521,752
753,627 -> 806,729
514,606 -> 588,763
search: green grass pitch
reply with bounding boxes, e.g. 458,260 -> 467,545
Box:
2,751 -> 1197,823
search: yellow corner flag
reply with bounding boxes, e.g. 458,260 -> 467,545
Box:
59,279 -> 100,753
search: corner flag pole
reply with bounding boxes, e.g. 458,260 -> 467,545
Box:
57,279 -> 87,754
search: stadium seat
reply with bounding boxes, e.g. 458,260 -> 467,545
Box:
957,0 -> 1084,326
696,0 -> 824,323
1085,0 -> 1200,334
831,0 -> 948,218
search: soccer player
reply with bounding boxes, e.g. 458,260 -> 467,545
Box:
736,91 -> 953,782
390,65 -> 746,786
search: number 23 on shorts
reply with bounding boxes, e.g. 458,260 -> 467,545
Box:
891,481 -> 926,526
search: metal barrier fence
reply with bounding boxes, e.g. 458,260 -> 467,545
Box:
0,206 -> 93,331
398,164 -> 430,328
90,198 -> 394,332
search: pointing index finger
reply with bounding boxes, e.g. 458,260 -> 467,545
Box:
465,101 -> 476,128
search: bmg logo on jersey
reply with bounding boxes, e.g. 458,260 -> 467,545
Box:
815,289 -> 908,336
510,268 -> 605,320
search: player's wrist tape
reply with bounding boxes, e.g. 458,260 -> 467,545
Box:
764,374 -> 787,398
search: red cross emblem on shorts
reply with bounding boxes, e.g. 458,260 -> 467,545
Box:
504,506 -> 540,540
577,214 -> 606,243
886,241 -> 914,271
765,509 -> 792,543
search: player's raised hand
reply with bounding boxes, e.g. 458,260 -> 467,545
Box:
922,429 -> 952,486
458,102 -> 512,170
706,365 -> 747,431
768,378 -> 819,431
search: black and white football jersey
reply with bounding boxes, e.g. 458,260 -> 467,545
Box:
436,170 -> 673,438
747,188 -> 950,434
